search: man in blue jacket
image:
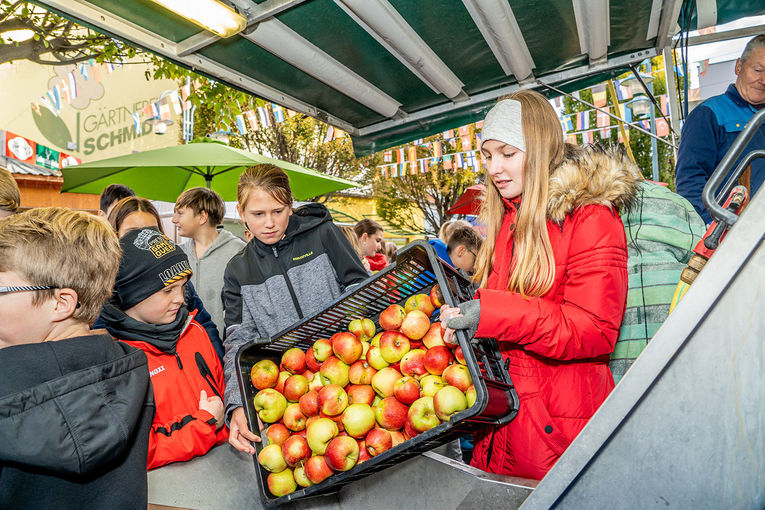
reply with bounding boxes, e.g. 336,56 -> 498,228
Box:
676,34 -> 765,224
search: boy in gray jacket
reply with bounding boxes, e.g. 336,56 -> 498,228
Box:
173,187 -> 245,339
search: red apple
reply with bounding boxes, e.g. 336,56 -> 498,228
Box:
298,390 -> 319,417
433,385 -> 468,422
274,371 -> 290,394
390,430 -> 406,447
379,304 -> 405,331
404,419 -> 418,439
305,347 -> 322,372
282,374 -> 309,402
454,345 -> 467,365
357,440 -> 371,463
325,435 -> 359,471
258,443 -> 287,473
254,388 -> 288,423
424,345 -> 453,375
267,468 -> 296,497
400,310 -> 430,340
347,384 -> 376,406
375,396 -> 409,430
407,396 -> 440,433
399,348 -> 427,377
365,428 -> 392,456
293,461 -> 313,488
283,403 -> 308,431
342,403 -> 376,438
442,364 -> 473,392
318,384 -> 348,416
371,367 -> 403,398
250,359 -> 279,390
379,331 -> 411,363
394,376 -> 421,405
331,331 -> 363,365
306,417 -> 339,455
304,455 -> 333,484
312,338 -> 333,362
419,374 -> 444,397
366,346 -> 390,370
348,318 -> 376,341
320,356 -> 350,387
281,434 -> 311,467
422,322 -> 446,349
308,372 -> 324,392
404,293 -> 435,316
466,384 -> 477,408
281,347 -> 306,375
266,423 -> 291,446
430,284 -> 445,308
349,359 -> 377,385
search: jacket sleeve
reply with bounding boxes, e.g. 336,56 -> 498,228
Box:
475,206 -> 628,360
221,259 -> 261,423
147,409 -> 219,470
185,282 -> 224,361
675,105 -> 722,224
322,222 -> 371,291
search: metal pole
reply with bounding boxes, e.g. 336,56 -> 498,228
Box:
647,61 -> 659,181
662,46 -> 682,161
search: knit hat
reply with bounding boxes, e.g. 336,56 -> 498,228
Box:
115,228 -> 192,309
481,99 -> 526,152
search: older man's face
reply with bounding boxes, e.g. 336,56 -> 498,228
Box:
735,47 -> 765,106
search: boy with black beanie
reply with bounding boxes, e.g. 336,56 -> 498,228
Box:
100,227 -> 229,469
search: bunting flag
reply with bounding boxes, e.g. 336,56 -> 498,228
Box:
410,160 -> 417,175
586,131 -> 594,144
48,89 -> 60,112
419,159 -> 427,173
433,141 -> 442,158
245,110 -> 259,130
656,118 -> 669,137
660,94 -> 669,116
59,79 -> 71,105
68,72 -> 78,98
475,132 -> 482,148
465,152 -> 477,171
235,114 -> 247,135
408,145 -> 417,164
461,136 -> 471,152
323,126 -> 334,143
396,148 -> 405,164
31,102 -> 41,115
257,106 -> 270,127
443,155 -> 453,169
566,134 -> 578,144
169,91 -> 182,115
458,125 -> 470,137
104,62 -> 115,74
180,84 -> 192,110
475,120 -> 484,130
384,150 -> 393,163
272,105 -> 285,123
593,90 -> 607,108
614,80 -> 625,101
443,129 -> 454,139
563,115 -> 574,132
92,62 -> 102,82
132,112 -> 142,135
286,108 -> 298,118
79,63 -> 89,81
456,153 -> 465,168
159,97 -> 171,120
40,94 -> 57,115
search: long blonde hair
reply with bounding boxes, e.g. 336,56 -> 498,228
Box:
473,90 -> 565,297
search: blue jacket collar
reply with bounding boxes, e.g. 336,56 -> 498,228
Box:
726,83 -> 761,111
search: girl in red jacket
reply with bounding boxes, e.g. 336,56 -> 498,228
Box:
442,90 -> 640,479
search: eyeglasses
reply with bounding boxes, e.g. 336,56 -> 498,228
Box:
0,285 -> 58,295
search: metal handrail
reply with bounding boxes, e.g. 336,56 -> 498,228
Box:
702,108 -> 765,225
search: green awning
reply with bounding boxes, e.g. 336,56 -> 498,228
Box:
33,0 -> 765,155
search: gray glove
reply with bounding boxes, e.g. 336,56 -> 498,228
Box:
444,299 -> 480,340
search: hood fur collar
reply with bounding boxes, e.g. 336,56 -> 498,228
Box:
546,144 -> 643,223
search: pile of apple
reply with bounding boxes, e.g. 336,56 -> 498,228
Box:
250,285 -> 476,498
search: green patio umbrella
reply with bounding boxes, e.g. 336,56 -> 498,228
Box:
61,143 -> 358,202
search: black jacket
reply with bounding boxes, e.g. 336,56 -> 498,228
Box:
0,334 -> 155,509
221,203 -> 369,415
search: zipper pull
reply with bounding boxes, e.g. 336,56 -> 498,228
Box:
504,357 -> 511,371
174,352 -> 183,370
272,246 -> 278,258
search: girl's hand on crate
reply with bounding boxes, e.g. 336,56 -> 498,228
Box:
440,300 -> 481,343
228,407 -> 261,454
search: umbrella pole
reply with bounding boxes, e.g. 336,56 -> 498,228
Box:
205,174 -> 212,189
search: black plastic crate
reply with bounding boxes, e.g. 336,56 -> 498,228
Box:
236,241 -> 519,507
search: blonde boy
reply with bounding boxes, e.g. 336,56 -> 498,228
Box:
0,208 -> 154,509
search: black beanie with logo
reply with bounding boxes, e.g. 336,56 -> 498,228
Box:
115,227 -> 193,309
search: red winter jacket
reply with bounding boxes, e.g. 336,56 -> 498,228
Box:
470,146 -> 639,480
122,318 -> 229,469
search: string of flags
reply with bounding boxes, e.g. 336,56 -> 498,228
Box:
32,59 -> 124,116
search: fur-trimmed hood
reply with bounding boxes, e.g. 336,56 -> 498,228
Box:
547,145 -> 642,223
